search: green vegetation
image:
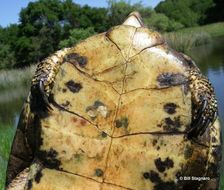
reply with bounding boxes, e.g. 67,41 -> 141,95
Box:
164,22 -> 224,53
176,22 -> 224,38
0,0 -> 223,70
164,31 -> 211,53
59,27 -> 96,48
155,0 -> 214,27
0,65 -> 35,91
0,125 -> 15,190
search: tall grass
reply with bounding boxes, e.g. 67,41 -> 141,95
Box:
178,22 -> 224,38
164,31 -> 211,53
163,22 -> 224,53
0,65 -> 36,92
0,65 -> 36,105
0,125 -> 15,190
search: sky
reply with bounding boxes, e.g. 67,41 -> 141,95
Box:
0,0 -> 162,27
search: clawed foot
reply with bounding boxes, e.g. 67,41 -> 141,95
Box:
188,97 -> 218,138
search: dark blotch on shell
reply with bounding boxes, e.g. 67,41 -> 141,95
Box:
65,80 -> 82,93
115,117 -> 129,128
34,170 -> 43,183
143,170 -> 161,183
64,53 -> 87,68
157,73 -> 187,87
95,169 -> 104,177
163,117 -> 181,132
164,103 -> 177,114
154,157 -> 174,173
86,100 -> 105,112
184,144 -> 193,159
152,139 -> 158,146
27,179 -> 33,190
37,148 -> 61,169
101,132 -> 107,138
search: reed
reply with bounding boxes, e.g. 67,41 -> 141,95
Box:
164,31 -> 211,53
0,65 -> 36,92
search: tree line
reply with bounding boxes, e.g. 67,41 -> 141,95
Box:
0,0 -> 223,69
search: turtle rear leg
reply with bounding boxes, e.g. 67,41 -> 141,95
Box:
187,68 -> 218,138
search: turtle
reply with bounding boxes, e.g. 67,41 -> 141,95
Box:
6,12 -> 221,190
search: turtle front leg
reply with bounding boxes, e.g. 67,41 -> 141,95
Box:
30,48 -> 71,112
188,67 -> 218,138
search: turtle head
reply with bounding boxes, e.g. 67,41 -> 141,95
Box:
122,11 -> 144,28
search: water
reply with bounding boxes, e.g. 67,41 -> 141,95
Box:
189,37 -> 224,123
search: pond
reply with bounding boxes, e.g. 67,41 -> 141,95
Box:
0,37 -> 223,188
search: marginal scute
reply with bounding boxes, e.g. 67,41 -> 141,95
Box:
129,27 -> 165,57
122,11 -> 144,28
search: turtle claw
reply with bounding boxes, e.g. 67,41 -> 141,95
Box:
199,119 -> 211,136
39,81 -> 52,111
188,99 -> 217,139
197,99 -> 207,117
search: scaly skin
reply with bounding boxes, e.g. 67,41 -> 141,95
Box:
182,53 -> 218,138
30,48 -> 71,112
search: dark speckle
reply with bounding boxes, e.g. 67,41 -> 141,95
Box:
143,172 -> 150,179
154,157 -> 174,173
184,144 -> 193,159
62,88 -> 67,93
80,119 -> 87,126
164,103 -> 177,114
152,139 -> 158,146
34,170 -> 43,183
101,132 -> 107,138
37,148 -> 61,169
95,169 -> 103,177
183,82 -> 190,95
27,179 -> 33,190
212,137 -> 217,143
157,73 -> 187,87
65,80 -> 82,93
64,53 -> 87,68
93,100 -> 105,108
163,117 -> 181,132
143,170 -> 161,183
115,117 -> 129,128
86,100 -> 105,112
